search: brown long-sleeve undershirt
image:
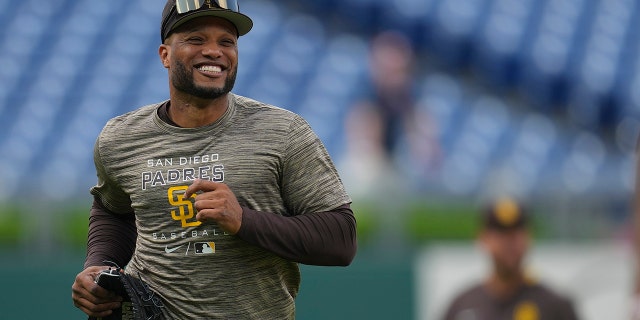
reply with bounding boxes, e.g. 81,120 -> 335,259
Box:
84,197 -> 357,269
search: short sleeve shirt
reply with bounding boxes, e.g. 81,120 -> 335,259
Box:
90,94 -> 351,319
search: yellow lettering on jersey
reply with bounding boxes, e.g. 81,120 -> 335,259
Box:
514,301 -> 539,320
168,186 -> 202,228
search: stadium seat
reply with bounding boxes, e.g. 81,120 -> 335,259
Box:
428,0 -> 490,69
471,0 -> 537,88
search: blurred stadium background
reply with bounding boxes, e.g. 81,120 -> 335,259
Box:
0,0 -> 637,318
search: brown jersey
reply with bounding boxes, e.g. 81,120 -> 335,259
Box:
442,282 -> 579,320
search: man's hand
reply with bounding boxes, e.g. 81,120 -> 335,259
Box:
184,179 -> 243,234
71,266 -> 123,318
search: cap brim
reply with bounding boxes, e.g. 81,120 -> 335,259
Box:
171,10 -> 253,37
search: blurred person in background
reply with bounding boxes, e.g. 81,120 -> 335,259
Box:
367,31 -> 418,158
442,198 -> 579,320
341,31 -> 439,194
70,1 -> 356,319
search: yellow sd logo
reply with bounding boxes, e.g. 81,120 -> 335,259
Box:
514,301 -> 539,320
168,186 -> 202,228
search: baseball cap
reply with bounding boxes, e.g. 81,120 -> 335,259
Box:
481,198 -> 529,231
161,0 -> 253,42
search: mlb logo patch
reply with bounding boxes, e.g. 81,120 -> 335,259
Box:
194,242 -> 216,254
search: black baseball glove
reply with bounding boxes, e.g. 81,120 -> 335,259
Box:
89,265 -> 164,320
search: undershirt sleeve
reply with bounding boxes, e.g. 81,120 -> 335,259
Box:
84,197 -> 137,269
236,204 -> 357,266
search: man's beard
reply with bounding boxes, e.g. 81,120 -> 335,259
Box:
172,60 -> 237,100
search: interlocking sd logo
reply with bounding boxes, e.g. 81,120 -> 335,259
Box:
167,185 -> 202,228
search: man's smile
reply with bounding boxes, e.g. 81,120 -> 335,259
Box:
195,63 -> 225,77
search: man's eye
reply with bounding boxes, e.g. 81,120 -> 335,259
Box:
221,39 -> 236,46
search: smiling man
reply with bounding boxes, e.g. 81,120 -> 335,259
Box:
71,1 -> 357,319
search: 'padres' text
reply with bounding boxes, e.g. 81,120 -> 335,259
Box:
142,154 -> 224,190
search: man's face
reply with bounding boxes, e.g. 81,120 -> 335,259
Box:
480,228 -> 530,277
160,16 -> 239,101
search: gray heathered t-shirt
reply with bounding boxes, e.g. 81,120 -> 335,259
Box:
90,93 -> 351,319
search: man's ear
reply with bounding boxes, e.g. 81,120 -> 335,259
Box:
159,44 -> 170,69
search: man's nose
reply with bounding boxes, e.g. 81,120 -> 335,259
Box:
201,42 -> 223,58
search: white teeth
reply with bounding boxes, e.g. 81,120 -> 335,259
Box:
198,65 -> 222,73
